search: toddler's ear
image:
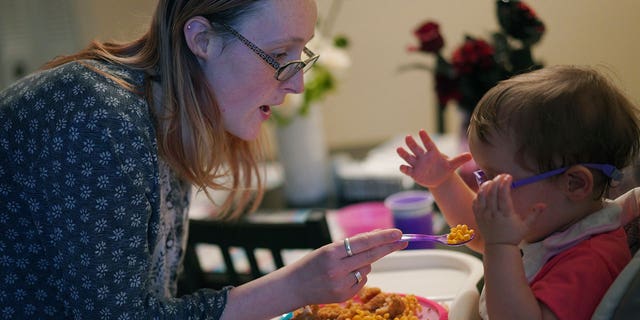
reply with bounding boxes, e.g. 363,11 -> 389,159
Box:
563,165 -> 594,200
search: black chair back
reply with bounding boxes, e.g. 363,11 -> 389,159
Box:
178,209 -> 332,294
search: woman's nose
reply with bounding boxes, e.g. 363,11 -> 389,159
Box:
285,70 -> 305,94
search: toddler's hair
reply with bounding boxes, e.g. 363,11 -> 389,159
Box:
469,65 -> 640,192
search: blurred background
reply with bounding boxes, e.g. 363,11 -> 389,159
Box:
1,0 -> 639,152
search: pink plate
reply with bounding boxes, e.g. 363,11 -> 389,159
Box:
413,294 -> 448,320
281,293 -> 447,320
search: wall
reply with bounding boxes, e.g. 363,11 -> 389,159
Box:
317,0 -> 640,149
3,0 -> 639,152
0,0 -> 80,87
71,0 -> 155,44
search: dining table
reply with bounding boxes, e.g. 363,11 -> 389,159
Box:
190,204 -> 484,320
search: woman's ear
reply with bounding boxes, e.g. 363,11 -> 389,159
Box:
563,165 -> 594,200
184,16 -> 214,60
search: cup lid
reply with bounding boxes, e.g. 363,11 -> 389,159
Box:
384,190 -> 434,211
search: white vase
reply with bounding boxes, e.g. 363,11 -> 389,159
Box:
275,103 -> 330,206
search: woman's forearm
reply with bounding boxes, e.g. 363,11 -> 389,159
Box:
221,267 -> 302,320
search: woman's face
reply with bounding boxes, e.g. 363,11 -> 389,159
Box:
202,0 -> 318,140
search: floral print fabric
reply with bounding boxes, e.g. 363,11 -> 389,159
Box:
0,60 -> 228,319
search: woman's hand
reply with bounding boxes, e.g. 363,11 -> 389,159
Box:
397,129 -> 472,189
288,229 -> 407,305
222,229 -> 407,319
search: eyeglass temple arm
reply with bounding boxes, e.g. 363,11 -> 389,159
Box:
303,47 -> 318,59
510,167 -> 569,188
510,164 -> 623,189
583,164 -> 624,181
219,23 -> 281,69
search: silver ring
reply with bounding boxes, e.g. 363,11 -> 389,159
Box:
354,271 -> 363,284
344,238 -> 354,257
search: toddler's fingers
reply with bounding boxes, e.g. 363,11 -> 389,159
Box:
498,175 -> 514,216
418,129 -> 438,152
449,152 -> 473,170
404,134 -> 425,156
473,186 -> 487,213
473,196 -> 488,223
399,165 -> 414,176
396,147 -> 416,164
484,179 -> 500,214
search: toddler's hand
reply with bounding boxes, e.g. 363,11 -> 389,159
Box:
397,129 -> 472,189
472,174 -> 531,246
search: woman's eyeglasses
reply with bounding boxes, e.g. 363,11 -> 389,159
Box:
219,23 -> 319,81
473,163 -> 623,189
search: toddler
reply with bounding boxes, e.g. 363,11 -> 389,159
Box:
397,65 -> 640,319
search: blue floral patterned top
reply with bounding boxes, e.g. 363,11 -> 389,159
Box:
0,60 -> 229,319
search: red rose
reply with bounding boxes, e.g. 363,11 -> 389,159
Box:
413,21 -> 445,53
451,37 -> 495,75
497,0 -> 545,44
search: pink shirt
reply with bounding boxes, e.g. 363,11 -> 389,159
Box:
531,228 -> 630,320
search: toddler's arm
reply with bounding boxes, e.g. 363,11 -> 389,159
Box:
396,130 -> 483,252
474,174 -> 548,318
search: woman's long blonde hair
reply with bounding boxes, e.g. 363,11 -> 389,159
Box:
43,0 -> 267,219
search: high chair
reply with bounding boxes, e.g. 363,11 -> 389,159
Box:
592,241 -> 640,319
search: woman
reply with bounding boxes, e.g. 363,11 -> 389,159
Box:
0,0 -> 407,318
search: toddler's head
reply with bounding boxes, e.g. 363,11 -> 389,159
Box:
468,65 -> 640,197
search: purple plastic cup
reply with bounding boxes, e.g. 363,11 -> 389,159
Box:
384,190 -> 435,249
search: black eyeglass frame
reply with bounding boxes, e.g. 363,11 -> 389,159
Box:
218,23 -> 319,81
